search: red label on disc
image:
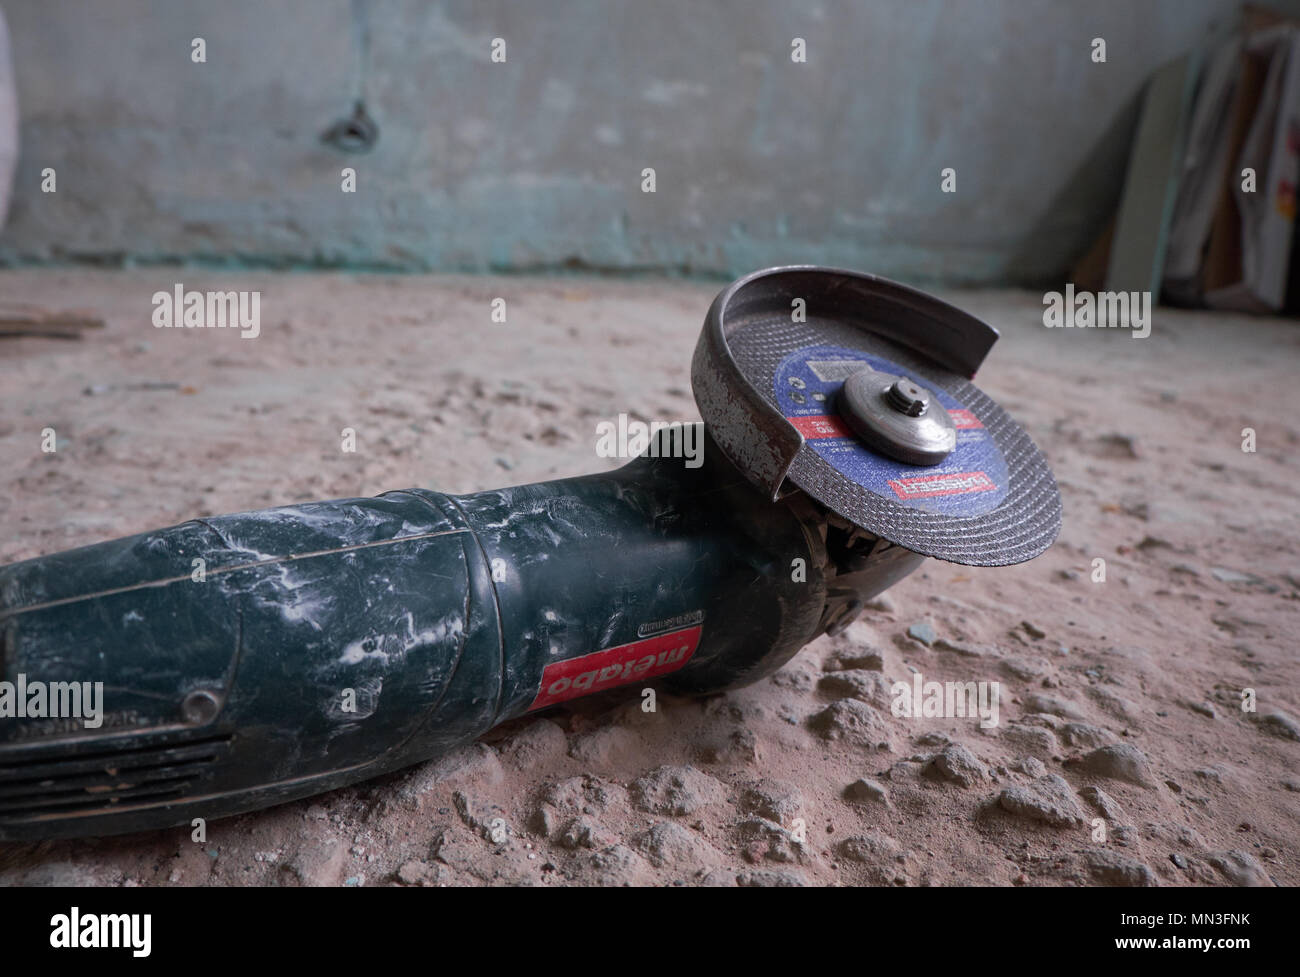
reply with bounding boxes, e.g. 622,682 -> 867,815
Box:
787,414 -> 852,439
888,471 -> 995,499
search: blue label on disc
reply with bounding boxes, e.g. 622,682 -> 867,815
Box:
774,344 -> 1008,515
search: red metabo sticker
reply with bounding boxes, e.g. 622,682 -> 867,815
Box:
528,625 -> 703,711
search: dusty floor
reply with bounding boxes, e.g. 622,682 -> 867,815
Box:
0,268 -> 1296,887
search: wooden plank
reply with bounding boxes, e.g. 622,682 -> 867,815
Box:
1105,53 -> 1203,298
0,305 -> 105,339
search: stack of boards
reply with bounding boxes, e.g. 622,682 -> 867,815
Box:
1105,9 -> 1300,315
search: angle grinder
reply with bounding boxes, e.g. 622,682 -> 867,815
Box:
0,266 -> 1060,840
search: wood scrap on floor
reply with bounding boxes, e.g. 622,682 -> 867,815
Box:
0,303 -> 105,339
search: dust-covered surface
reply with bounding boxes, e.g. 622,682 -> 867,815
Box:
0,268 -> 1296,887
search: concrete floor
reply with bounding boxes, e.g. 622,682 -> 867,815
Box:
0,269 -> 1297,886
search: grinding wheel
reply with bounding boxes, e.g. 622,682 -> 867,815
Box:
692,265 -> 1061,566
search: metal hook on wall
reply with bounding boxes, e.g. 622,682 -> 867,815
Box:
321,100 -> 379,154
321,0 -> 378,153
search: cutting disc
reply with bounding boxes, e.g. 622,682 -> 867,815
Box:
692,266 -> 1061,566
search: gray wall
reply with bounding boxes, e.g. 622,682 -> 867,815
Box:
0,0 -> 1278,283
